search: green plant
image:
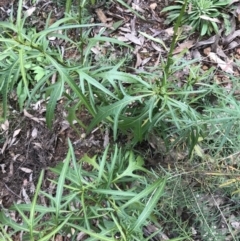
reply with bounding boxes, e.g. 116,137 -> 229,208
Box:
161,0 -> 231,36
150,160 -> 240,241
86,54 -> 214,157
82,0 -> 237,158
0,223 -> 12,241
0,0 -> 130,127
0,0 -> 90,120
79,1 -> 204,156
0,140 -> 173,241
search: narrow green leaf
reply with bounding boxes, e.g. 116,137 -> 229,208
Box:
90,36 -> 132,49
0,211 -> 35,233
0,224 -> 12,241
93,189 -> 136,196
46,81 -> 63,128
111,213 -> 127,241
39,190 -> 56,202
29,170 -> 44,238
97,145 -> 108,182
19,48 -> 30,100
55,147 -> 71,220
14,205 -> 31,227
87,95 -> 147,137
28,72 -> 53,106
78,70 -> 118,99
10,204 -> 56,213
36,23 -> 101,39
68,223 -> 115,241
121,178 -> 165,209
16,0 -> 23,31
139,31 -> 168,51
168,238 -> 188,241
110,20 -> 124,33
46,55 -> 95,117
106,145 -> 118,186
116,0 -> 145,20
38,215 -> 71,241
0,21 -> 18,32
67,139 -> 83,182
201,23 -> 208,36
131,178 -> 166,231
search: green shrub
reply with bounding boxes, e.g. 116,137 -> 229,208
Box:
0,141 -> 171,241
161,0 -> 231,36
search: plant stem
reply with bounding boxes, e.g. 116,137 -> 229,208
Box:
77,0 -> 84,65
163,0 -> 188,85
65,0 -> 72,14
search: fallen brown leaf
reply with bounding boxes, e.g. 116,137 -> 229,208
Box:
203,47 -> 211,56
124,33 -> 142,45
24,7 -> 36,17
13,129 -> 21,138
95,8 -> 108,23
200,15 -> 221,23
223,30 -> 240,45
173,40 -> 194,54
135,52 -> 142,68
20,167 -> 33,173
0,164 -> 6,173
1,119 -> 9,131
194,35 -> 216,48
149,3 -> 157,10
208,52 -> 234,74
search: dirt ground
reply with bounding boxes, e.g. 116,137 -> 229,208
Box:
0,101 -> 106,206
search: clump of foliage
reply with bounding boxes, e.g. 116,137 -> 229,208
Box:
161,0 -> 231,36
2,0 -> 240,240
0,0 -> 130,128
0,142 -> 171,241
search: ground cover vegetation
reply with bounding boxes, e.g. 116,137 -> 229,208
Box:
1,0 -> 240,240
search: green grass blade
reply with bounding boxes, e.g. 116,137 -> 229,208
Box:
65,0 -> 72,13
80,154 -> 100,170
14,205 -> 31,228
67,139 -> 83,183
28,72 -> 53,106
